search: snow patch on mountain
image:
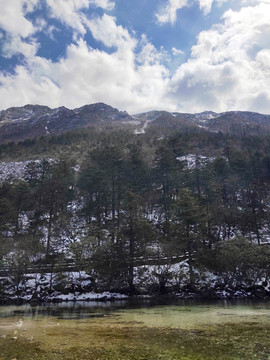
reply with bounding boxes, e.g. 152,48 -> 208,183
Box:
0,159 -> 59,182
176,154 -> 216,169
0,160 -> 40,182
135,120 -> 153,134
194,111 -> 220,120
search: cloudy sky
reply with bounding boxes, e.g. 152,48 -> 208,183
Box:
0,0 -> 270,114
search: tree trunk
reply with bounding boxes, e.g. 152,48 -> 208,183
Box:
128,219 -> 135,294
46,205 -> 54,258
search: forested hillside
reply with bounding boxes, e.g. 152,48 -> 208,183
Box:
1,110 -> 270,300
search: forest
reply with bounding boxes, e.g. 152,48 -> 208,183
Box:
1,123 -> 270,298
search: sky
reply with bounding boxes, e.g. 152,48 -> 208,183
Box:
0,0 -> 270,114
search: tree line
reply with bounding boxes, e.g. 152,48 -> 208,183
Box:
1,129 -> 270,294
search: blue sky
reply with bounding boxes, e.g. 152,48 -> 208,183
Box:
0,0 -> 270,114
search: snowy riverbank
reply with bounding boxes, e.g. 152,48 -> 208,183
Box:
1,262 -> 270,304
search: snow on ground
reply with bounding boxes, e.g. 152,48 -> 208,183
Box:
176,154 -> 216,169
0,159 -> 58,182
46,292 -> 128,301
0,271 -> 128,302
134,120 -> 152,134
0,160 -> 40,182
1,259 -> 270,302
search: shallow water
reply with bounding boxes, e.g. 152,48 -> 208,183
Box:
115,302 -> 270,329
0,300 -> 270,359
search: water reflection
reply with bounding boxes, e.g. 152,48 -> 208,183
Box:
1,299 -> 270,323
1,300 -> 270,360
0,300 -> 129,320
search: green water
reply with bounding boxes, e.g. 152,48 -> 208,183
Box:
0,301 -> 270,359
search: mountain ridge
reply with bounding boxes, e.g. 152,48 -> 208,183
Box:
1,102 -> 270,144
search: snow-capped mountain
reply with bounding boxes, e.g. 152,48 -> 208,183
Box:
1,103 -> 270,144
0,103 -> 133,144
134,109 -> 270,135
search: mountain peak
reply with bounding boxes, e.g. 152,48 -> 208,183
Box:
1,103 -> 270,144
0,103 -> 133,144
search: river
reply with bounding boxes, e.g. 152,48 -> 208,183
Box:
0,300 -> 270,359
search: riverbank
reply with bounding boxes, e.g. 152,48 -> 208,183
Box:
1,267 -> 270,304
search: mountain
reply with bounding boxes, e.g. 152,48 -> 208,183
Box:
0,103 -> 133,144
134,110 -> 270,136
1,102 -> 270,144
188,111 -> 270,135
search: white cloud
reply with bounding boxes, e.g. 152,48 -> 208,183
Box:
23,0 -> 40,13
0,15 -> 171,113
91,0 -> 115,10
45,0 -> 90,35
0,61 -> 60,108
0,0 -> 37,38
169,2 -> 270,113
1,1 -> 270,115
2,36 -> 39,59
0,0 -> 115,47
198,0 -> 214,15
156,0 -> 228,24
44,0 -> 115,38
0,0 -> 34,38
0,0 -> 39,58
156,0 -> 189,24
241,0 -> 270,4
55,37 -> 170,112
198,0 -> 227,15
172,47 -> 184,56
35,18 -> 58,40
85,14 -> 136,50
138,35 -> 168,65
